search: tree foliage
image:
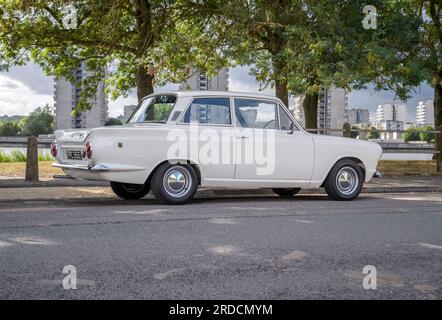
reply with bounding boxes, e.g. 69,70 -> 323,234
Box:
403,128 -> 421,142
0,0 -> 229,110
105,117 -> 123,126
0,121 -> 21,136
367,127 -> 380,140
20,105 -> 54,136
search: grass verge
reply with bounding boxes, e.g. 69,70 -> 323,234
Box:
0,161 -> 63,178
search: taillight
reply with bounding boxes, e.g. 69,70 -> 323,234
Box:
85,142 -> 92,159
50,143 -> 57,157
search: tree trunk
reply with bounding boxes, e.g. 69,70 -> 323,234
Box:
272,57 -> 289,107
135,66 -> 154,102
434,82 -> 442,173
303,93 -> 318,131
275,78 -> 289,107
134,0 -> 154,103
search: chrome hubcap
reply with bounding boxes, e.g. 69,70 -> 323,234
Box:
336,167 -> 359,195
163,167 -> 191,197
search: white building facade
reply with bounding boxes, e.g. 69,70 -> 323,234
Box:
416,100 -> 434,126
348,108 -> 370,125
376,103 -> 407,123
54,65 -> 108,130
179,68 -> 229,91
290,86 -> 348,135
378,120 -> 404,140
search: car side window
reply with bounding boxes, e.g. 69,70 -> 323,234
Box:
279,104 -> 297,131
181,98 -> 231,125
234,98 -> 277,129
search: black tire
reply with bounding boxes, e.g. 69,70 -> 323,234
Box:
324,159 -> 364,201
272,188 -> 301,197
150,163 -> 198,205
110,181 -> 150,200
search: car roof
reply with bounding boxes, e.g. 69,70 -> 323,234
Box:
148,90 -> 282,101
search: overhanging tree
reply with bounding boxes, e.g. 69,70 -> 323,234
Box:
0,0 -> 229,111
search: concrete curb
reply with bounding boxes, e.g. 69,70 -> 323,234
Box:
0,179 -> 441,195
0,179 -> 108,188
199,187 -> 442,196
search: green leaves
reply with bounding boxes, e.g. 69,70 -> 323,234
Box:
20,104 -> 55,136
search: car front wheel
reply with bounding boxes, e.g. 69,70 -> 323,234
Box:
324,159 -> 364,201
150,163 -> 198,205
272,188 -> 301,197
110,181 -> 150,200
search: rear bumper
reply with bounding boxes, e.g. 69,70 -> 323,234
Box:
52,162 -> 109,171
52,162 -> 149,184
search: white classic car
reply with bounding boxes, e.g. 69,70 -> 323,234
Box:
52,91 -> 382,204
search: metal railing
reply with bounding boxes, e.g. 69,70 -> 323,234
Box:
305,124 -> 441,155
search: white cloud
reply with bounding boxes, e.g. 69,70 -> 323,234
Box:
0,75 -> 53,116
229,66 -> 274,95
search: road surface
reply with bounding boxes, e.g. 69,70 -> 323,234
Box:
0,193 -> 441,299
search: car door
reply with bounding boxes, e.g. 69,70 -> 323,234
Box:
179,97 -> 236,181
233,98 -> 314,184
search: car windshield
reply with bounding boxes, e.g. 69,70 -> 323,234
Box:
127,94 -> 177,124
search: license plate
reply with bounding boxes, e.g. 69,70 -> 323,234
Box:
66,150 -> 84,160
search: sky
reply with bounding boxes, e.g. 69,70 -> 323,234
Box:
0,63 -> 435,123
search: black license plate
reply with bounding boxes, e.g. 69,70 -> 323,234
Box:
66,150 -> 84,160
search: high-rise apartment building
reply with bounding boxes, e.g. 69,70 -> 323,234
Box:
375,103 -> 406,123
54,65 -> 108,130
179,68 -> 229,91
291,86 -> 348,135
317,87 -> 348,134
348,108 -> 370,125
416,100 -> 434,126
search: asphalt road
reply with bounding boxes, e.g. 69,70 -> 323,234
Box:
0,192 -> 441,299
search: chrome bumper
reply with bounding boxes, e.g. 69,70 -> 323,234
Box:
373,170 -> 383,178
52,163 -> 109,171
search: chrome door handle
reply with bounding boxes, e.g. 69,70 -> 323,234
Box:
236,136 -> 249,139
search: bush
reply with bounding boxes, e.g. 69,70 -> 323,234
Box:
367,127 -> 379,140
20,105 -> 54,136
419,126 -> 435,143
403,129 -> 420,142
0,121 -> 21,136
105,118 -> 123,126
403,126 -> 435,143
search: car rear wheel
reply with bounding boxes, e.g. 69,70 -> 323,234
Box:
272,188 -> 301,197
324,159 -> 364,201
150,163 -> 198,205
110,181 -> 150,200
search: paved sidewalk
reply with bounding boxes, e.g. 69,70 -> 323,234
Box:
0,175 -> 441,202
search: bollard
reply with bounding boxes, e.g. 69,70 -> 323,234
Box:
25,136 -> 39,182
437,125 -> 442,175
343,123 -> 351,138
